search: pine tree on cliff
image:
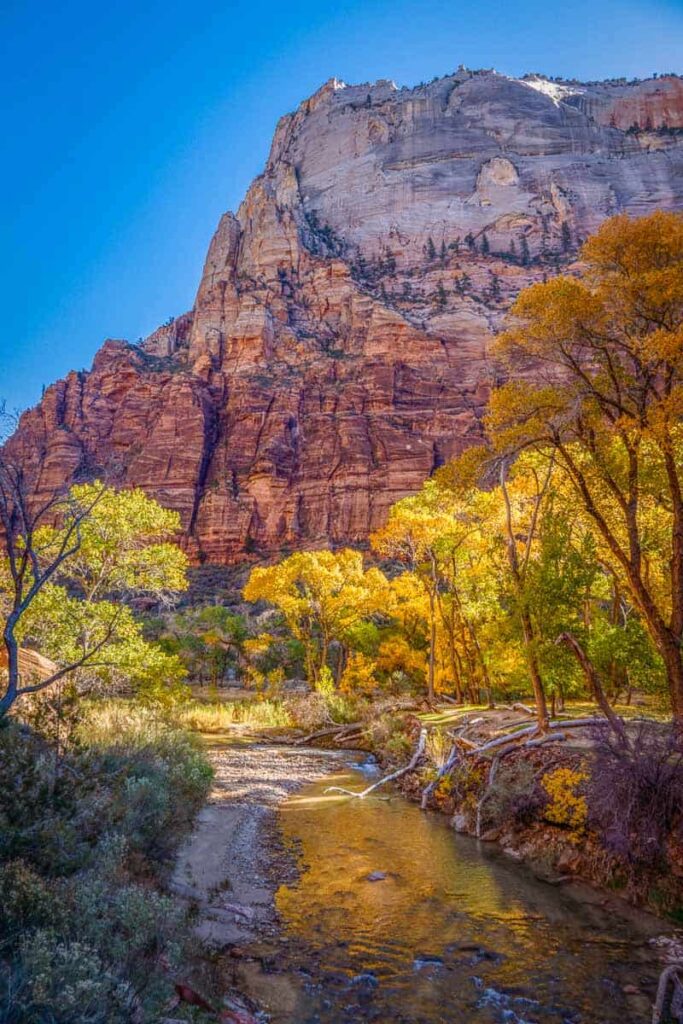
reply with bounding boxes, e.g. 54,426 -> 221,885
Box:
561,221 -> 572,253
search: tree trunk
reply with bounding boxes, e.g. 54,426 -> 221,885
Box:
500,462 -> 549,732
557,632 -> 629,745
659,633 -> 683,727
520,608 -> 550,731
470,629 -> 494,708
427,590 -> 436,703
449,642 -> 464,704
0,620 -> 20,717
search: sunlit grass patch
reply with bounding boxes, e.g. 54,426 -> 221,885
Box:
418,704 -> 488,726
175,697 -> 293,732
560,699 -> 670,723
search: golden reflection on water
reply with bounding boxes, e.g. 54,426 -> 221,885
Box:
274,763 -> 660,1024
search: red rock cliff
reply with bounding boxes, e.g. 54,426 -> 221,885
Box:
6,70 -> 683,562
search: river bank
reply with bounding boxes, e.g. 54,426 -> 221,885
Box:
285,701 -> 683,918
169,728 -> 681,1023
170,737 -> 359,948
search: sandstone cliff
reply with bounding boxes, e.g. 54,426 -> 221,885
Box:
7,69 -> 683,562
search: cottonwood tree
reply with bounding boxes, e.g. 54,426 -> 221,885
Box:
0,413 -> 106,715
372,471 -> 500,707
0,413 -> 188,714
488,211 -> 683,723
243,549 -> 387,685
498,457 -> 554,729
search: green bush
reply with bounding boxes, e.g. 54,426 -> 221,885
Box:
0,707 -> 212,1023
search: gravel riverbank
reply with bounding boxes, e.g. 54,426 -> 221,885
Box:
170,738 -> 356,948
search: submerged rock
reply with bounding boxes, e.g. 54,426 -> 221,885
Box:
413,955 -> 444,970
350,972 -> 379,989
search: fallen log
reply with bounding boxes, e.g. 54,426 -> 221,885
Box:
512,702 -> 535,715
548,716 -> 605,730
333,729 -> 365,746
652,962 -> 683,1024
293,723 -> 361,746
475,754 -> 501,838
464,716 -> 608,758
325,728 -> 428,799
466,725 -> 537,754
526,732 -> 566,748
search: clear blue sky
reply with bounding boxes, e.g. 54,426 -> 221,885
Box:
2,0 -> 682,413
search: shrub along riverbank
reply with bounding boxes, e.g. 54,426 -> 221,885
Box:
0,704 -> 213,1023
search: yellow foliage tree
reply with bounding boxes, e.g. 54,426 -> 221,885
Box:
489,211 -> 683,722
243,549 -> 387,684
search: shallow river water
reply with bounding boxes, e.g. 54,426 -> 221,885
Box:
264,757 -> 664,1024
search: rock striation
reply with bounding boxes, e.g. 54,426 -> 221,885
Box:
7,69 -> 683,562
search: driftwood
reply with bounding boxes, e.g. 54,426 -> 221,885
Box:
548,716 -> 605,730
420,743 -> 459,809
460,716 -> 607,759
475,754 -> 501,838
326,728 -> 427,799
474,732 -> 570,836
652,963 -> 683,1023
333,729 -> 365,746
293,723 -> 361,746
526,732 -> 566,748
465,725 -> 538,754
512,702 -> 535,715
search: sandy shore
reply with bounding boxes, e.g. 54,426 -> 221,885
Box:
169,737 -> 354,948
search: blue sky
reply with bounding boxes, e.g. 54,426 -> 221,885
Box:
2,0 -> 682,413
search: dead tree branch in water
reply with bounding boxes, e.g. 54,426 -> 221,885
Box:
420,743 -> 459,809
325,728 -> 427,799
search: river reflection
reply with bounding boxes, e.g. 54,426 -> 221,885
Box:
272,762 -> 661,1024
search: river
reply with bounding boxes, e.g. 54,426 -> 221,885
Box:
257,756 -> 662,1024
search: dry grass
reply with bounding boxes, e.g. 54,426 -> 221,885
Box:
174,698 -> 293,732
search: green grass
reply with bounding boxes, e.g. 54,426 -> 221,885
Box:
418,704 -> 488,726
416,697 -> 671,731
560,698 -> 670,722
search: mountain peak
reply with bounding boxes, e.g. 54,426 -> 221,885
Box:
6,68 -> 683,562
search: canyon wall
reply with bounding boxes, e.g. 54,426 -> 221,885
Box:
7,69 -> 683,562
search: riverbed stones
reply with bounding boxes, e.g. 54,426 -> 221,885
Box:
169,741 -> 347,948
